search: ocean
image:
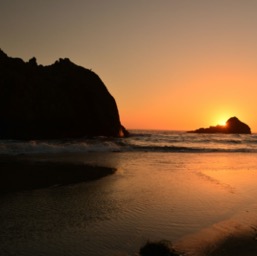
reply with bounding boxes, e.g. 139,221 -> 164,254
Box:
1,130 -> 257,256
1,130 -> 257,154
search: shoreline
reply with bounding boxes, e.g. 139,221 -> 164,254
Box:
175,209 -> 257,256
1,152 -> 257,255
208,229 -> 257,256
0,156 -> 116,193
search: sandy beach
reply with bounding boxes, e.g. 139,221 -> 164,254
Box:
175,208 -> 257,256
208,230 -> 257,256
1,151 -> 257,256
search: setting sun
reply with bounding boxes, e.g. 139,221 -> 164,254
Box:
211,111 -> 230,126
217,120 -> 227,126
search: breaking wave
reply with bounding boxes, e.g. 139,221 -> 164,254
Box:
0,130 -> 257,155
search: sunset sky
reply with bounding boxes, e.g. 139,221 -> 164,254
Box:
1,0 -> 257,131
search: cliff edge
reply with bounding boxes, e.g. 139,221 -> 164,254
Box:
0,49 -> 128,139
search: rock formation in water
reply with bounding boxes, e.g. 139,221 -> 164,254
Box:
188,117 -> 251,134
0,49 -> 129,139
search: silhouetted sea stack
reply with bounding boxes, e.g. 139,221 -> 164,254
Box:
188,117 -> 251,134
0,49 -> 129,139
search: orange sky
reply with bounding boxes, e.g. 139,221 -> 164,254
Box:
1,1 -> 257,132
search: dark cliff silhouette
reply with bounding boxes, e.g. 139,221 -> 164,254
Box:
0,49 -> 128,139
188,117 -> 251,134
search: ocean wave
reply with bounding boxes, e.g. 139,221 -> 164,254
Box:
0,140 -> 256,155
0,139 -> 127,155
129,145 -> 256,153
0,131 -> 256,155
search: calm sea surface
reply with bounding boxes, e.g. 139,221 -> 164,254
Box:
1,130 -> 257,255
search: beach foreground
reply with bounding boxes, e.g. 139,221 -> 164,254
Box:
175,207 -> 257,256
0,152 -> 257,256
208,230 -> 257,256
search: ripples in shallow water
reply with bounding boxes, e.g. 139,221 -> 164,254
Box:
1,152 -> 257,255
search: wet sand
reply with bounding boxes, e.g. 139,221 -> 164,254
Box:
1,152 -> 257,255
208,231 -> 257,256
175,209 -> 257,256
0,156 -> 116,193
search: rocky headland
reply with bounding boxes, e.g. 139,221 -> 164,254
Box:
0,49 -> 128,139
188,117 -> 251,134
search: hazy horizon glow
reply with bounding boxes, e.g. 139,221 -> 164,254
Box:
1,1 -> 257,132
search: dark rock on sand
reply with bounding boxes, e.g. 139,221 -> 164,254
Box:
188,117 -> 251,134
139,240 -> 181,256
0,49 -> 128,139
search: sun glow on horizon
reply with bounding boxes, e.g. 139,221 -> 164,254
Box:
217,120 -> 227,126
213,114 -> 230,126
